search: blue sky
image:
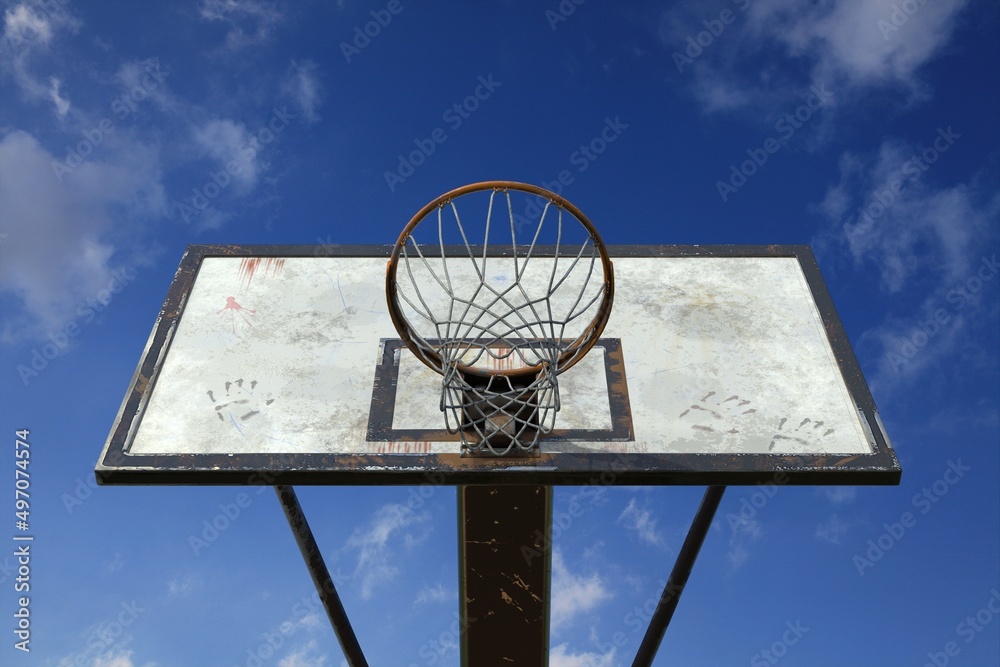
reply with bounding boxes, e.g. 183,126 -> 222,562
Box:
1,0 -> 998,665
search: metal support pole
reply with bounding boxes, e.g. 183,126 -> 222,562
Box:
275,485 -> 369,667
631,485 -> 727,667
459,485 -> 552,666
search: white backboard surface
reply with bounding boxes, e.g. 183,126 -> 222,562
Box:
97,245 -> 900,485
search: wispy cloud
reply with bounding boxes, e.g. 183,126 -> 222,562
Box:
813,134 -> 1000,391
282,60 -> 324,124
661,0 -> 970,112
198,0 -> 285,51
818,135 -> 991,294
818,487 -> 858,505
47,76 -> 70,117
344,503 -> 430,599
93,652 -> 142,667
115,58 -> 176,116
58,604 -> 151,667
727,516 -> 762,571
277,640 -> 328,667
550,550 -> 612,632
4,3 -> 55,44
166,573 -> 196,598
193,119 -> 262,192
1,0 -> 81,112
815,513 -> 853,545
617,498 -> 666,548
550,643 -> 617,667
414,582 -> 449,606
0,131 -> 165,342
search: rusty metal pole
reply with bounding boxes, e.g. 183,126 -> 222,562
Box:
459,485 -> 552,666
275,485 -> 369,667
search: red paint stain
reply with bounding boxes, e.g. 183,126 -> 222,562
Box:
239,257 -> 286,291
218,296 -> 256,333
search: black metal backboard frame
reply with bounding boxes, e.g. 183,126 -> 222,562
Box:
95,244 -> 901,486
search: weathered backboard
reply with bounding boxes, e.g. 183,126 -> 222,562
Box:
96,244 -> 900,485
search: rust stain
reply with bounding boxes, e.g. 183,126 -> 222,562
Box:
376,440 -> 432,454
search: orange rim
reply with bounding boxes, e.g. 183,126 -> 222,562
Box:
386,181 -> 615,378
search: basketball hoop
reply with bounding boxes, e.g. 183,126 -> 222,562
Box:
386,181 -> 615,455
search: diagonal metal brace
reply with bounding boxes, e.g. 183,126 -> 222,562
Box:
632,486 -> 727,667
275,485 -> 368,667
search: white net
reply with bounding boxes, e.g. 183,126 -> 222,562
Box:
389,184 -> 612,455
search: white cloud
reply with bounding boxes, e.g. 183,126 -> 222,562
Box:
663,0 -> 969,112
282,60 -> 323,123
0,131 -> 165,342
344,503 -> 430,599
116,58 -> 176,116
3,4 -> 54,45
727,516 -> 761,571
189,206 -> 235,232
813,135 -> 999,391
277,641 -> 327,667
2,1 -> 81,107
821,135 -> 991,294
297,611 -> 322,630
199,0 -> 284,51
815,513 -> 852,545
166,574 -> 196,597
617,498 -> 665,548
193,119 -> 260,191
550,643 -> 618,667
751,0 -> 967,86
93,653 -> 146,667
48,76 -> 69,117
414,582 -> 449,606
551,550 -> 612,632
818,487 -> 857,505
61,644 -> 156,667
